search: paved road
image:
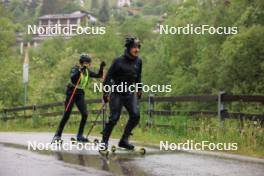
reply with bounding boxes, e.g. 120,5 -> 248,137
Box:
0,132 -> 263,176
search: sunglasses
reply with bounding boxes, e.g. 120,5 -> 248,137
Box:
132,44 -> 141,49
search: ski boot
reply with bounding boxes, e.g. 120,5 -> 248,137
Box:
51,135 -> 63,144
118,134 -> 134,150
100,132 -> 109,151
76,135 -> 90,143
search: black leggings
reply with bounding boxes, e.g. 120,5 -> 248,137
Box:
56,88 -> 88,137
102,93 -> 140,139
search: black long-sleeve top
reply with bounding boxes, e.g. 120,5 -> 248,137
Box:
103,50 -> 142,94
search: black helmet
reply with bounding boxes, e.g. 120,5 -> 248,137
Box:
79,54 -> 92,64
125,37 -> 141,49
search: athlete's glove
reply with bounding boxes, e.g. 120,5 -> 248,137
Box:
103,93 -> 109,103
80,65 -> 87,73
100,61 -> 106,68
137,91 -> 142,99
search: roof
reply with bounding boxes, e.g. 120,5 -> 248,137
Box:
39,11 -> 92,20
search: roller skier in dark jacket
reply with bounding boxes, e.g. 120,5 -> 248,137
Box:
101,37 -> 143,150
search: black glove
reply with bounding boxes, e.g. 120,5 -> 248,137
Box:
80,65 -> 87,73
100,61 -> 106,68
137,91 -> 142,99
103,93 -> 109,103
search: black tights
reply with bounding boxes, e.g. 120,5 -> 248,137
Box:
102,93 -> 140,141
56,89 -> 88,137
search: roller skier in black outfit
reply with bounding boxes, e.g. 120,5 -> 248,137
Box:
101,37 -> 142,150
52,55 -> 106,143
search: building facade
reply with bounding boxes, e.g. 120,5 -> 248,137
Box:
117,0 -> 131,7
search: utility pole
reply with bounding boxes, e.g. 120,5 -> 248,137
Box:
23,42 -> 30,106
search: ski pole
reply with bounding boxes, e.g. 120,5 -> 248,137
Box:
102,99 -> 106,131
86,101 -> 106,138
65,72 -> 82,112
54,71 -> 83,136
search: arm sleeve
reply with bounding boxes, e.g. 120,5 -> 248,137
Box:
70,66 -> 81,85
103,59 -> 118,87
88,65 -> 104,78
136,59 -> 142,84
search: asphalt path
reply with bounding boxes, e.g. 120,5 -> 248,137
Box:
0,132 -> 263,176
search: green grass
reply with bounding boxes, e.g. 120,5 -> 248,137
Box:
0,113 -> 263,158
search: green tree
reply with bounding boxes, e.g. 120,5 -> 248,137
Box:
41,0 -> 80,15
0,4 -> 24,107
91,0 -> 99,10
99,0 -> 110,23
219,26 -> 264,94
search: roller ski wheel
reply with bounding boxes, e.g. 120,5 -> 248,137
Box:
70,137 -> 78,144
111,145 -> 146,155
93,138 -> 99,144
98,142 -> 109,157
99,149 -> 109,157
111,145 -> 117,153
138,147 -> 146,155
52,139 -> 63,145
51,136 -> 63,145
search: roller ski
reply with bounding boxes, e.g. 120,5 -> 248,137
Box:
110,138 -> 146,155
51,135 -> 63,144
70,135 -> 99,144
110,145 -> 146,155
116,134 -> 146,155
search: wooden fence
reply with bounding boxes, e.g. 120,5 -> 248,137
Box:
1,93 -> 264,127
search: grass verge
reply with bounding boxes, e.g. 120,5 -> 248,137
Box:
0,113 -> 263,158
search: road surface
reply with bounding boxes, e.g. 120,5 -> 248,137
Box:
0,132 -> 263,176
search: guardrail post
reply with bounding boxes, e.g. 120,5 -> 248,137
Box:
32,104 -> 37,116
32,104 -> 39,127
218,91 -> 225,128
147,94 -> 154,126
2,109 -> 7,122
